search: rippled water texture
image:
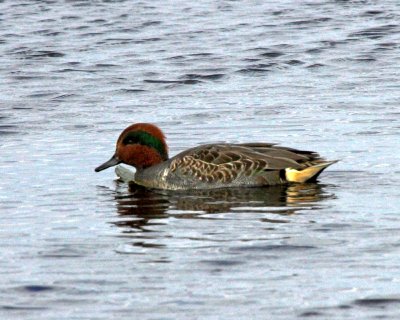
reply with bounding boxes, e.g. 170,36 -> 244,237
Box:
1,1 -> 400,319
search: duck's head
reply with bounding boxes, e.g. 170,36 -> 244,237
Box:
95,123 -> 169,172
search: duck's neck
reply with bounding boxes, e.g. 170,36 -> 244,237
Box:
122,145 -> 168,170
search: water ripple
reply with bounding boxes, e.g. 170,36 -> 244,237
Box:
1,1 -> 399,319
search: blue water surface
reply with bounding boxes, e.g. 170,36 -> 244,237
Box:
1,1 -> 400,319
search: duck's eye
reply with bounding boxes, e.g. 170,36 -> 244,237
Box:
122,136 -> 138,145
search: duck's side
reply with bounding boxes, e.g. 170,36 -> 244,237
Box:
131,143 -> 337,190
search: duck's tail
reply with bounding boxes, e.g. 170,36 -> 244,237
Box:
285,160 -> 338,183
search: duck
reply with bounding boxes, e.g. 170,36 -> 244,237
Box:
95,123 -> 337,190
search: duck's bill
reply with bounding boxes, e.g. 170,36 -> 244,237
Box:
95,154 -> 121,172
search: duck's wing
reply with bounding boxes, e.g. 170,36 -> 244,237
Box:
236,143 -> 323,165
168,143 -> 324,184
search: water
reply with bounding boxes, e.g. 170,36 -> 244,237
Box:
1,0 -> 400,319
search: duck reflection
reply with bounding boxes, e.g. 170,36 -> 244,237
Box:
112,181 -> 334,230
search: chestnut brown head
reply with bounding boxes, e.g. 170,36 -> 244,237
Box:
95,123 -> 168,172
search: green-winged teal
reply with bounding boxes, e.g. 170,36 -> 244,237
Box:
95,123 -> 337,190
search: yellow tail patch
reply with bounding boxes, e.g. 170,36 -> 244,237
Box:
285,161 -> 338,183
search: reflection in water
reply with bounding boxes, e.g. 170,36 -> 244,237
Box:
112,182 -> 335,230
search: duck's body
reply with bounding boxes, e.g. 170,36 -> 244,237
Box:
131,143 -> 336,190
95,123 -> 337,190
